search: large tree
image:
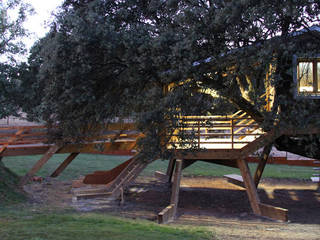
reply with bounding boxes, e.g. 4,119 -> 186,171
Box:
21,0 -> 320,158
0,0 -> 33,118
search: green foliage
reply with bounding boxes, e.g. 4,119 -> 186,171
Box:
0,211 -> 215,240
17,0 -> 320,158
0,0 -> 33,118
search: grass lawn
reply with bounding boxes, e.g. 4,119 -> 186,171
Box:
0,208 -> 214,240
2,154 -> 315,180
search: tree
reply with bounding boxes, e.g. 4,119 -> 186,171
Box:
22,0 -> 320,159
0,0 -> 33,118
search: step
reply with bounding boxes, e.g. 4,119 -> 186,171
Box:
313,167 -> 320,170
224,174 -> 244,188
73,191 -> 113,201
314,161 -> 320,164
312,173 -> 320,177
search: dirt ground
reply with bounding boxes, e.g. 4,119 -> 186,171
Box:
24,176 -> 320,240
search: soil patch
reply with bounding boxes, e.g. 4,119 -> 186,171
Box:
23,176 -> 320,240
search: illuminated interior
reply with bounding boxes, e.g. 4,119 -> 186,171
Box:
297,58 -> 320,95
298,62 -> 313,92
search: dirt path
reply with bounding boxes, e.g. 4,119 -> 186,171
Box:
24,176 -> 320,240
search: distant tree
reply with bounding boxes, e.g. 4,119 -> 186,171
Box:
0,0 -> 32,118
23,0 -> 320,158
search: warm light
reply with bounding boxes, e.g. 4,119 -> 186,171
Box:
299,86 -> 313,92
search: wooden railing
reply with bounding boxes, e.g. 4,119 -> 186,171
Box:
0,116 -> 263,151
168,115 -> 264,150
0,123 -> 139,148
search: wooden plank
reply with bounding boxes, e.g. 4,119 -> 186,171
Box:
237,158 -> 261,215
259,203 -> 288,222
166,159 -> 176,183
254,144 -> 272,187
158,204 -> 175,224
154,171 -> 169,182
170,159 -> 183,218
175,149 -> 241,160
20,145 -> 60,185
50,152 -> 79,177
224,174 -> 244,188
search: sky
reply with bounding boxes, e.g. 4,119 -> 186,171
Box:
23,0 -> 64,49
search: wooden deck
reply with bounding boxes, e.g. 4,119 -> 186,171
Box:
1,119 -> 319,223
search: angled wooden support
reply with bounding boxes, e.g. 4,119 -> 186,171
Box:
50,152 -> 79,178
158,159 -> 183,224
166,158 -> 176,183
237,158 -> 261,215
254,144 -> 272,187
20,145 -> 60,185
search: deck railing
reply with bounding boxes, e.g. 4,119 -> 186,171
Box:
168,114 -> 264,149
0,115 -> 263,151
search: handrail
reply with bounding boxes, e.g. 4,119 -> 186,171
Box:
169,114 -> 264,150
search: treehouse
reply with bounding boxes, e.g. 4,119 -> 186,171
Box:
1,26 -> 320,223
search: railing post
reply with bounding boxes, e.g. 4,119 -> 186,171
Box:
198,120 -> 200,148
231,118 -> 234,149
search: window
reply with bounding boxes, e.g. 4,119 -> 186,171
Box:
295,57 -> 320,96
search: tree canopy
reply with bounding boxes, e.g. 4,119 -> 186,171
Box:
0,0 -> 32,118
17,0 -> 320,158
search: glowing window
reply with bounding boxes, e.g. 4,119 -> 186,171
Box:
296,58 -> 320,95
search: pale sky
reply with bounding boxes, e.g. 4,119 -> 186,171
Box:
23,0 -> 64,49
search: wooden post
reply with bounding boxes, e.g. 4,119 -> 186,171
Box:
237,158 -> 261,215
197,120 -> 200,148
231,119 -> 234,149
158,159 -> 183,223
50,152 -> 79,177
20,145 -> 60,185
170,159 -> 183,218
254,144 -> 272,187
166,159 -> 176,183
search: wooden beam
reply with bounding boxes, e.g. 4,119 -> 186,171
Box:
20,145 -> 60,185
158,159 -> 183,223
224,174 -> 244,188
170,159 -> 183,217
158,204 -> 175,224
254,144 -> 272,187
166,159 -> 176,183
237,158 -> 261,215
259,203 -> 288,222
176,149 -> 241,160
50,152 -> 79,177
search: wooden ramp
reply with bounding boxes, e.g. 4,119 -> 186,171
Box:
73,153 -> 153,201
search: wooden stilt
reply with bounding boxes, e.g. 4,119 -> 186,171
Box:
237,158 -> 261,215
170,159 -> 183,218
166,158 -> 176,183
158,159 -> 183,223
20,145 -> 60,185
50,152 -> 79,177
254,144 -> 272,187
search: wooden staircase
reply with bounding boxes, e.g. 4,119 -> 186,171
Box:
73,154 -> 153,200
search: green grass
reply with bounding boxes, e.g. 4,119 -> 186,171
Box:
2,154 -> 315,180
0,209 -> 214,240
0,162 -> 26,205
